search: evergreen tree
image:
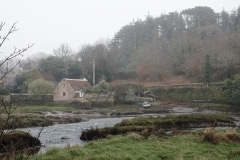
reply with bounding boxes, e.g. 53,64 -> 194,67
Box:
224,74 -> 240,105
204,54 -> 211,87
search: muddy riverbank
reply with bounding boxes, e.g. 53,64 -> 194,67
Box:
3,103 -> 239,130
14,105 -> 240,153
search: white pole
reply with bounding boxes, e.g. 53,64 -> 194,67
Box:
93,59 -> 95,86
78,58 -> 81,79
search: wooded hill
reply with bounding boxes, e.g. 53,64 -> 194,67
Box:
75,6 -> 240,84
21,6 -> 240,87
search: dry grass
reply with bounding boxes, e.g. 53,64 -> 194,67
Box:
203,128 -> 240,144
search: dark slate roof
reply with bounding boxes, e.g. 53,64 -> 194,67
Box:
65,78 -> 91,91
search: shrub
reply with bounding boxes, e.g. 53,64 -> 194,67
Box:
0,87 -> 9,95
11,94 -> 53,104
223,74 -> 240,105
28,78 -> 55,95
111,83 -> 146,104
86,80 -> 109,93
0,130 -> 41,157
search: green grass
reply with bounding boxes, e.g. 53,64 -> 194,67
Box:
117,113 -> 234,127
0,108 -> 83,129
14,104 -> 81,114
113,104 -> 141,114
2,98 -> 237,117
1,101 -> 238,130
12,103 -> 142,115
80,113 -> 236,140
30,132 -> 240,160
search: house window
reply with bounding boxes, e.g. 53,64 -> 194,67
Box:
62,83 -> 65,87
63,92 -> 66,96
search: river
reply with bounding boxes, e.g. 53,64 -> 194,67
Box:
17,107 -> 240,154
19,117 -> 132,153
16,107 -> 197,153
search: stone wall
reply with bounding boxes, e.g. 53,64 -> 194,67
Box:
85,92 -> 114,103
53,80 -> 75,101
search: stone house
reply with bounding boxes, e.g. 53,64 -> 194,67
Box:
53,78 -> 91,101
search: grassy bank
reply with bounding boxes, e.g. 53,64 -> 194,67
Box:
14,103 -> 83,114
1,101 -> 238,129
31,130 -> 240,160
0,102 -> 86,129
80,114 -> 236,140
0,113 -> 83,129
13,102 -> 238,116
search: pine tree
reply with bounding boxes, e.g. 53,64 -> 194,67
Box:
204,54 -> 211,87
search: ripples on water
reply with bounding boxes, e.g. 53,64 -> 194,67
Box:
19,117 -> 131,153
17,107 -> 236,153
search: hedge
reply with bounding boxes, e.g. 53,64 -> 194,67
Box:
10,94 -> 53,104
151,86 -> 225,103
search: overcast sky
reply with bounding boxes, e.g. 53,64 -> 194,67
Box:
0,0 -> 239,58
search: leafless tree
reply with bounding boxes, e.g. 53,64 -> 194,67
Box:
0,21 -> 34,159
53,43 -> 73,77
53,43 -> 73,60
0,21 -> 33,80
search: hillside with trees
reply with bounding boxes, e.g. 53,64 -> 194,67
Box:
6,6 -> 240,94
76,6 -> 240,84
107,7 -> 240,81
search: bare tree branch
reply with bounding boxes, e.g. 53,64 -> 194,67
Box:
0,43 -> 34,80
0,21 -> 18,48
0,21 -> 34,80
0,96 -> 19,140
0,22 -> 6,31
0,21 -> 33,138
0,21 -> 37,159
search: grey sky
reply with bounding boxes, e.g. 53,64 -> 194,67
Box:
0,0 -> 239,57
